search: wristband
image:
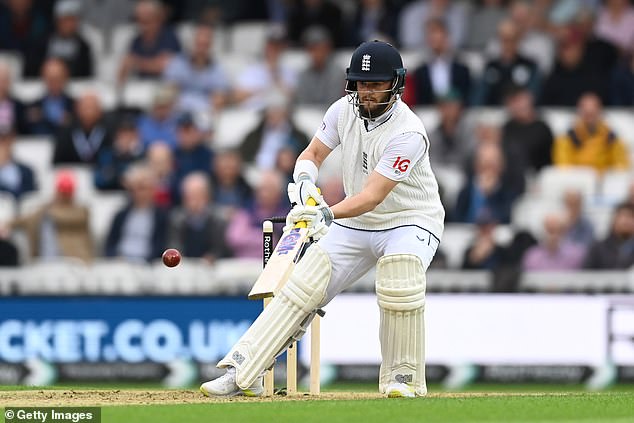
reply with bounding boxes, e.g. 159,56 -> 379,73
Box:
293,160 -> 318,183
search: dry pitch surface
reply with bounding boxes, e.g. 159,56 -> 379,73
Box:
0,389 -> 583,406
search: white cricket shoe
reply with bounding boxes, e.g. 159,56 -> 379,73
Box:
199,367 -> 263,397
385,382 -> 417,398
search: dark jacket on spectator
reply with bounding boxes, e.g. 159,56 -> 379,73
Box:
104,205 -> 168,261
26,93 -> 74,135
53,120 -> 113,165
0,162 -> 36,199
583,235 -> 634,270
24,34 -> 94,78
407,61 -> 471,105
168,207 -> 231,259
239,121 -> 309,164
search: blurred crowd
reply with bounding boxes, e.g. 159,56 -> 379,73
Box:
0,0 -> 631,287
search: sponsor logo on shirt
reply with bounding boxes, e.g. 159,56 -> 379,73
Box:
392,156 -> 410,173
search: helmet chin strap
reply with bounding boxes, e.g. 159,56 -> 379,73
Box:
345,78 -> 402,122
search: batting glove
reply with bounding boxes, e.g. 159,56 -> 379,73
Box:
287,177 -> 323,207
284,203 -> 334,240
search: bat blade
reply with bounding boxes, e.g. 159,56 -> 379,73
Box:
248,226 -> 311,300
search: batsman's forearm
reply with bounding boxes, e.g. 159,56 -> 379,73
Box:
330,191 -> 382,219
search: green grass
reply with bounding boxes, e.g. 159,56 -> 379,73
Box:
101,393 -> 634,423
3,385 -> 634,422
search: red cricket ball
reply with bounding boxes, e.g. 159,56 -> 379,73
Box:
162,248 -> 181,267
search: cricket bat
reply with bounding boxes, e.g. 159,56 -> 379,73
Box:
248,197 -> 317,300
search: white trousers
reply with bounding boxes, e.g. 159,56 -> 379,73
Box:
316,223 -> 441,306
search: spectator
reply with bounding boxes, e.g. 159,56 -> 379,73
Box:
0,0 -> 51,55
168,172 -> 229,262
501,86 -> 553,176
5,171 -> 93,262
118,0 -> 181,83
398,0 -> 468,50
540,25 -> 608,106
163,24 -> 230,114
94,116 -> 145,190
454,143 -> 515,224
0,123 -> 35,199
403,18 -> 471,106
294,26 -> 344,107
0,62 -> 28,135
583,202 -> 634,269
79,0 -> 135,40
562,189 -> 595,247
594,0 -> 634,55
0,233 -> 18,266
610,53 -> 634,106
575,9 -> 619,76
486,0 -> 555,74
473,20 -> 540,106
239,92 -> 309,170
347,0 -> 398,47
25,58 -> 74,135
172,112 -> 214,203
226,170 -> 289,258
23,0 -> 93,78
105,164 -> 168,262
53,92 -> 112,165
428,89 -> 474,170
464,0 -> 507,51
146,142 -> 175,208
138,85 -> 179,149
233,27 -> 297,109
462,211 -> 506,270
522,213 -> 586,271
286,0 -> 344,48
211,149 -> 253,211
553,93 -> 629,171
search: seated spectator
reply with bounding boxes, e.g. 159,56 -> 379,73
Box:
25,58 -> 74,135
541,26 -> 608,106
211,149 -> 253,211
233,27 -> 297,109
486,0 -> 555,74
501,86 -> 553,177
562,189 -> 595,247
403,18 -> 471,106
428,89 -> 474,170
0,0 -> 51,56
294,26 -> 344,107
239,92 -> 309,170
594,0 -> 634,55
0,234 -> 18,266
454,143 -> 515,224
462,211 -> 506,270
23,0 -> 93,78
398,0 -> 468,50
146,142 -> 175,207
79,0 -> 135,39
522,213 -> 586,271
610,54 -> 634,106
464,0 -> 507,51
0,62 -> 28,134
226,170 -> 289,258
347,0 -> 398,47
286,0 -> 344,48
173,112 -> 213,203
473,20 -> 540,106
4,171 -> 93,262
118,0 -> 181,83
94,117 -> 145,190
163,24 -> 229,114
0,123 -> 36,199
168,172 -> 229,263
138,85 -> 179,149
583,202 -> 634,269
53,92 -> 112,165
105,164 -> 168,262
553,93 -> 629,171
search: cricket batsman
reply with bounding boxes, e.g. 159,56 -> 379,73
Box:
201,40 -> 445,398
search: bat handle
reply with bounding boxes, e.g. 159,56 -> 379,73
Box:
295,196 -> 318,229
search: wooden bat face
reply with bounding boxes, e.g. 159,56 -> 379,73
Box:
248,226 -> 311,300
